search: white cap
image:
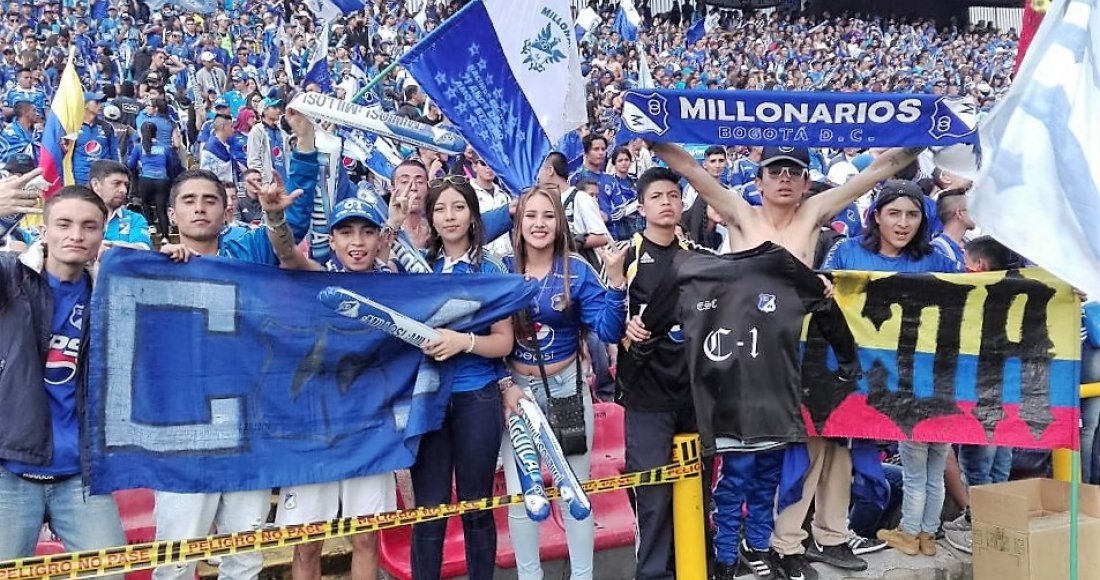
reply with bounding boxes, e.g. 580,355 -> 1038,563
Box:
104,104 -> 121,121
200,52 -> 216,62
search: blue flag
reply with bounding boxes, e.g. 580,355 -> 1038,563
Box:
91,0 -> 110,20
612,0 -> 640,42
304,24 -> 333,93
312,0 -> 367,23
618,89 -> 980,150
87,250 -> 537,493
685,12 -> 717,47
402,0 -> 586,193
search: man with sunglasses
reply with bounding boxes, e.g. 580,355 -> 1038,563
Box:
654,142 -> 922,580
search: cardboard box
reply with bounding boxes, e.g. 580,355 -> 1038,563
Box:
971,478 -> 1100,580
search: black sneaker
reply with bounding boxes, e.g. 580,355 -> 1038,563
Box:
846,532 -> 888,555
712,560 -> 739,580
771,551 -> 819,580
805,541 -> 868,571
738,539 -> 774,577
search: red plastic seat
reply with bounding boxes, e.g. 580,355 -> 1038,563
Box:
33,489 -> 156,580
379,482 -> 471,580
591,402 -> 626,473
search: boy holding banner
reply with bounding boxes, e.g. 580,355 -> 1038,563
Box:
260,185 -> 404,580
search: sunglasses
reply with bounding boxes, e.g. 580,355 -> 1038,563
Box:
765,166 -> 808,179
428,175 -> 469,189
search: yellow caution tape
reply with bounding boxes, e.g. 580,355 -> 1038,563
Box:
0,459 -> 701,580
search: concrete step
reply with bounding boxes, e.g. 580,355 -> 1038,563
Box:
201,537 -> 972,580
736,540 -> 973,580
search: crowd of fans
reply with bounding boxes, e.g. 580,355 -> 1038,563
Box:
4,2 -> 1099,580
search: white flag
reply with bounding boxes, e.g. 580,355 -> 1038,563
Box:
970,0 -> 1100,297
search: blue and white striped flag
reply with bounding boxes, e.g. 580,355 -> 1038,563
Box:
306,0 -> 367,23
304,23 -> 334,93
970,0 -> 1100,298
685,10 -> 718,46
402,0 -> 586,193
575,7 -> 601,42
637,42 -> 654,88
613,0 -> 641,42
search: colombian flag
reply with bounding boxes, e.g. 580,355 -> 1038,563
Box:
38,47 -> 85,197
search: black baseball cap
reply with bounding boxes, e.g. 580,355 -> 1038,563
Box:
759,146 -> 810,168
5,153 -> 36,175
873,179 -> 925,210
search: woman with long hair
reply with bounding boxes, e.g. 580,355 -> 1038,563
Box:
127,122 -> 179,243
607,146 -> 642,241
406,176 -> 516,580
823,180 -> 959,558
230,107 -> 255,174
499,187 -> 627,580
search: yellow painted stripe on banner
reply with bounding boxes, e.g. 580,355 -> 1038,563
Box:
829,268 -> 1079,360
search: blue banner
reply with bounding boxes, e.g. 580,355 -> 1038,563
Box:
619,89 -> 980,150
87,250 -> 537,494
145,0 -> 217,14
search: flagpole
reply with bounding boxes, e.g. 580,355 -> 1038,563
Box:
349,60 -> 401,103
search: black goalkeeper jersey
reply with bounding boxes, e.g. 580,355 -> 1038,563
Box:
674,242 -> 851,454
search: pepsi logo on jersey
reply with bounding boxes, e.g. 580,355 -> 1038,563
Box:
45,335 -> 81,385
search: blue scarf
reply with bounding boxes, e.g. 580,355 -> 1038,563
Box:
618,89 -> 979,151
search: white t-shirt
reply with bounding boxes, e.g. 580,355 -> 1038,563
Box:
561,186 -> 610,238
473,181 -> 513,257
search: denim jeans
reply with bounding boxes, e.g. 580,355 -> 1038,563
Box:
849,463 -> 903,538
898,442 -> 950,535
410,382 -> 503,580
585,333 -> 615,401
958,445 -> 1013,486
502,362 -> 596,580
0,465 -> 125,578
1081,341 -> 1100,483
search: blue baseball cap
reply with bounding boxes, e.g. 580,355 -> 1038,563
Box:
330,197 -> 386,229
213,97 -> 229,108
84,90 -> 105,102
760,146 -> 810,168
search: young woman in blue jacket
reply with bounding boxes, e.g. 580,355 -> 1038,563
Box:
409,176 -> 516,580
499,186 -> 628,580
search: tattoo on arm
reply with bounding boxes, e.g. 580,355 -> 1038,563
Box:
268,220 -> 299,265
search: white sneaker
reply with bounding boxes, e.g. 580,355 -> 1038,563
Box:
942,511 -> 971,532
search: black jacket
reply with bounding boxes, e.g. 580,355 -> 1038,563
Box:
0,253 -> 56,465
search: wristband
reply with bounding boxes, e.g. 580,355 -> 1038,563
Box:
464,332 -> 476,354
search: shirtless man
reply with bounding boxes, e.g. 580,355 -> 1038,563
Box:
652,143 -> 919,266
650,142 -> 922,580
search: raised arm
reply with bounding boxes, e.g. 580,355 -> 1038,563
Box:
258,181 -> 321,271
282,109 -> 320,243
648,141 -> 752,228
803,147 -> 924,224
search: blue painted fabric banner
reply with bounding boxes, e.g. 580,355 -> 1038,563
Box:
401,0 -> 587,194
86,250 -> 536,494
619,89 -> 980,150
